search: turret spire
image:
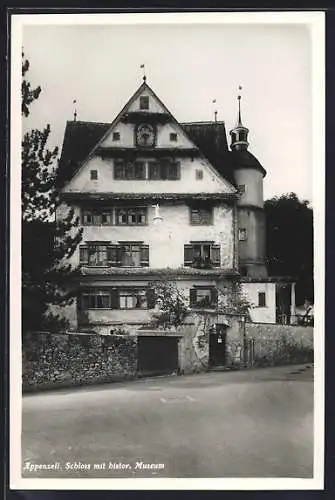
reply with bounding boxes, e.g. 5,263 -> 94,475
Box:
230,85 -> 249,151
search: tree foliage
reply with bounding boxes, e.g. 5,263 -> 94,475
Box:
22,52 -> 83,334
148,281 -> 189,329
264,192 -> 313,305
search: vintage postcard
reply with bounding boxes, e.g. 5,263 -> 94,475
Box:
10,11 -> 325,490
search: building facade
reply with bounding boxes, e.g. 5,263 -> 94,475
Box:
56,77 -> 294,332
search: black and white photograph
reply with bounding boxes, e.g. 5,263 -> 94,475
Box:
10,11 -> 324,489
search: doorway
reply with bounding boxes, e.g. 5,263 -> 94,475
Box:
209,324 -> 227,367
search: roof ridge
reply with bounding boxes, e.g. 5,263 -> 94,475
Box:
181,121 -> 226,125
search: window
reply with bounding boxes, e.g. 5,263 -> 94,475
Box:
148,160 -> 180,180
79,242 -> 149,267
184,243 -> 221,268
196,169 -> 203,180
238,228 -> 247,241
238,184 -> 245,193
170,132 -> 178,142
116,207 -> 147,226
258,292 -> 266,307
81,289 -> 112,309
81,287 -> 153,311
82,209 -> 113,226
90,170 -> 98,180
119,289 -> 148,309
140,96 -> 149,110
189,287 -> 218,309
113,132 -> 120,141
114,160 -> 145,180
190,205 -> 213,225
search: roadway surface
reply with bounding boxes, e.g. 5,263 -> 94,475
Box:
22,364 -> 313,478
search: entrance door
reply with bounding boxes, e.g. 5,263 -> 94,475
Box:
137,336 -> 179,376
209,324 -> 227,367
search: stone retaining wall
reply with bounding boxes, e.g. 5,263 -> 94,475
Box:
22,332 -> 137,392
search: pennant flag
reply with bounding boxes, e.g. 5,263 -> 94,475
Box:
140,64 -> 145,68
212,99 -> 216,103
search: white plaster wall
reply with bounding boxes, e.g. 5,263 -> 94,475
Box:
241,282 -> 276,323
67,202 -> 235,269
63,156 -> 235,194
128,90 -> 166,113
101,122 -> 194,149
234,169 -> 264,208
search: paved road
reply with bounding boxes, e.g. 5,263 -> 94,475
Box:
22,364 -> 313,478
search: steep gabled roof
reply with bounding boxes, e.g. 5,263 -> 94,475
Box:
57,120 -> 110,187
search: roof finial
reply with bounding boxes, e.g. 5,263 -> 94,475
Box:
73,99 -> 77,121
140,63 -> 146,82
212,99 -> 217,122
237,85 -> 243,126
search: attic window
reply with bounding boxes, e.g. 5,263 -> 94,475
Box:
90,170 -> 98,180
170,133 -> 178,142
238,184 -> 245,193
196,169 -> 203,180
140,96 -> 149,110
113,132 -> 120,141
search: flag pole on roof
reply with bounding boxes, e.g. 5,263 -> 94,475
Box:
140,63 -> 146,82
212,99 -> 218,122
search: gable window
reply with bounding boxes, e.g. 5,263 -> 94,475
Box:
184,242 -> 221,268
238,184 -> 245,194
258,292 -> 266,307
190,205 -> 213,225
90,170 -> 98,180
140,96 -> 149,110
79,242 -> 149,267
114,160 -> 145,180
148,160 -> 180,180
196,169 -> 203,180
238,228 -> 247,241
113,132 -> 120,141
116,207 -> 147,226
170,132 -> 178,142
189,287 -> 218,309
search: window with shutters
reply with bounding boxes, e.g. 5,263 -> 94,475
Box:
115,207 -> 147,226
184,243 -> 221,268
148,160 -> 180,180
79,242 -> 149,267
189,287 -> 218,309
114,160 -> 145,180
119,289 -> 148,309
81,288 -> 112,309
190,205 -> 213,225
82,209 -> 113,226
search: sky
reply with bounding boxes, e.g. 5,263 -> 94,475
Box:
21,18 -> 314,202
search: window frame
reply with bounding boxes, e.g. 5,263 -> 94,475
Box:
170,132 -> 178,142
114,160 -> 146,180
238,228 -> 247,241
90,170 -> 98,180
189,287 -> 218,309
148,160 -> 181,180
112,132 -> 120,141
195,169 -> 203,180
190,205 -> 213,225
258,292 -> 266,308
139,96 -> 149,110
184,242 -> 221,268
81,288 -> 112,310
119,288 -> 149,310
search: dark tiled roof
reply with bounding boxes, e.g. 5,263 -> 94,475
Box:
57,119 -> 265,188
57,121 -> 110,187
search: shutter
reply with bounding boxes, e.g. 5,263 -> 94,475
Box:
184,244 -> 193,266
146,287 -> 156,309
140,245 -> 149,267
189,288 -> 197,307
108,245 -> 120,266
211,288 -> 218,307
211,245 -> 221,267
110,288 -> 119,309
79,246 -> 88,264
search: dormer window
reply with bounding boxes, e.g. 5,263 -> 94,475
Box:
140,96 -> 149,110
170,132 -> 178,142
113,132 -> 120,141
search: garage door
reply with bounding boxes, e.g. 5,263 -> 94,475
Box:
137,336 -> 179,376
